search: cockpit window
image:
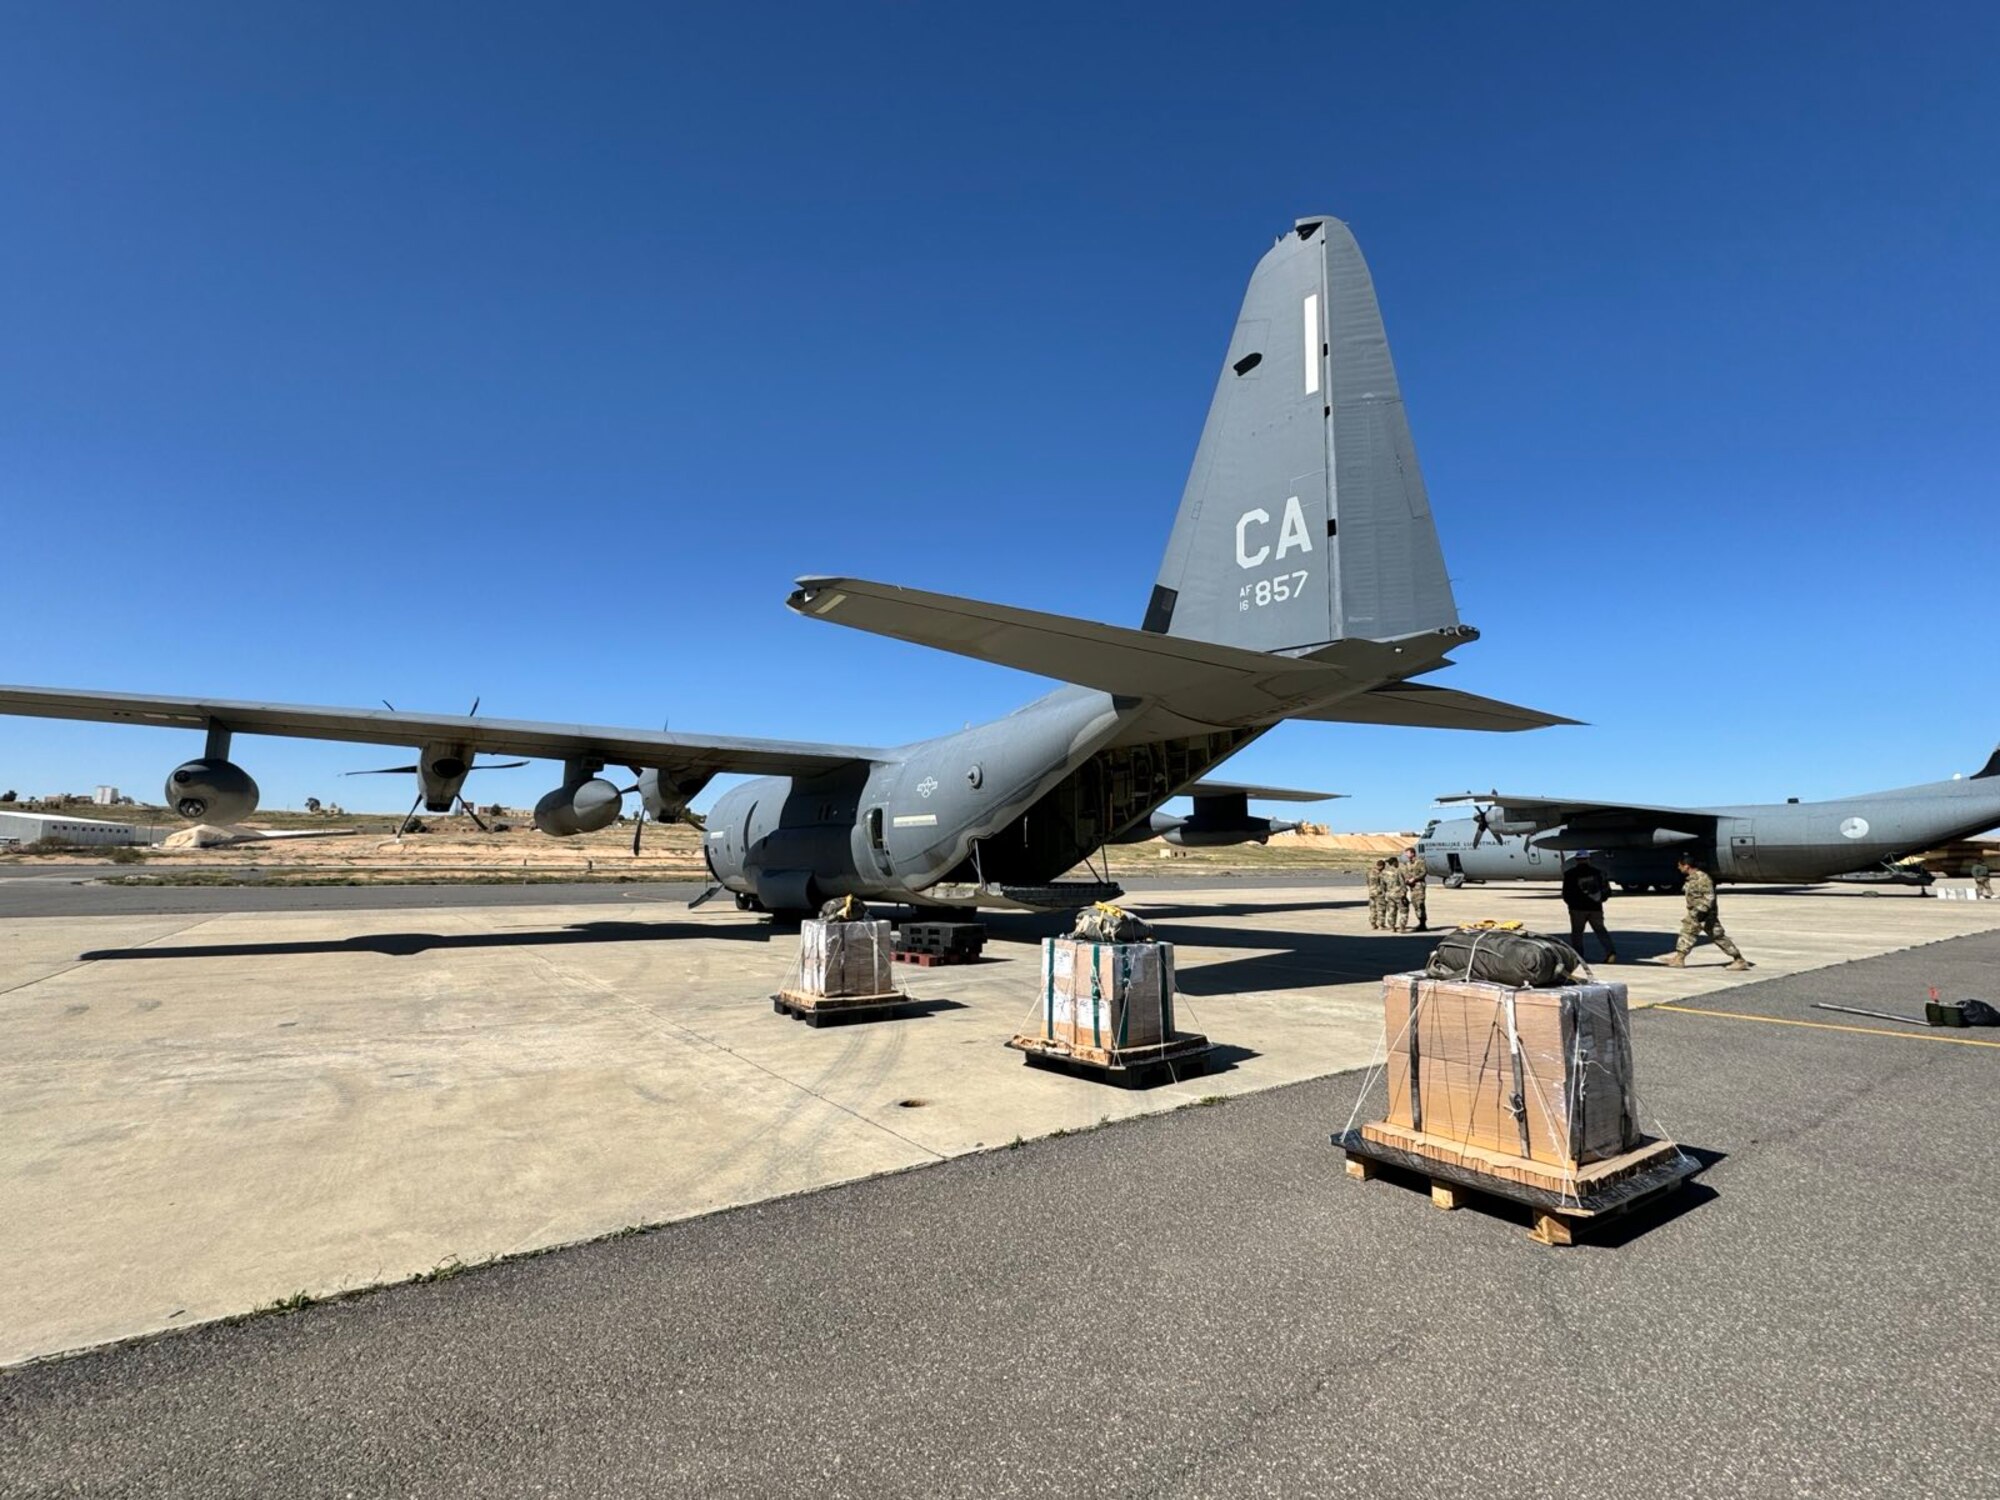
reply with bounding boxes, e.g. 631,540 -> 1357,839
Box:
1421,819 -> 1438,839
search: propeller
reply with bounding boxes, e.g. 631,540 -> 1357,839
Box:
1471,804 -> 1505,849
617,777 -> 707,857
345,691 -> 526,835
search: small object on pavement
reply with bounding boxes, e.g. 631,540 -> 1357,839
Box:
1811,1002 -> 1936,1028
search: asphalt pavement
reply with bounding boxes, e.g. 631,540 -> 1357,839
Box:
4,929 -> 1996,1498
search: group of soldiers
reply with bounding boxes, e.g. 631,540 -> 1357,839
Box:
1365,849 -> 1429,933
1367,843 -> 1757,970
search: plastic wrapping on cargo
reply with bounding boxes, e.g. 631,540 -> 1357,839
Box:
1380,973 -> 1638,1166
1035,938 -> 1176,1052
797,919 -> 894,997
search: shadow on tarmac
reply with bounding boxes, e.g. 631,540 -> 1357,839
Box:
77,919 -> 776,962
1356,1144 -> 1728,1247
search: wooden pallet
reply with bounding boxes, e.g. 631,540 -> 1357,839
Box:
1006,1031 -> 1212,1089
773,988 -> 910,1027
892,949 -> 977,967
1334,1124 -> 1701,1245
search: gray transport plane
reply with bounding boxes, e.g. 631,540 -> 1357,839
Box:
0,216 -> 1569,916
1419,753 -> 2000,892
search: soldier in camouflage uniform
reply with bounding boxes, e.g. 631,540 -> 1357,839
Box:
1400,848 -> 1430,933
1972,858 -> 1993,900
1385,857 -> 1410,932
1662,853 -> 1752,970
1365,860 -> 1388,929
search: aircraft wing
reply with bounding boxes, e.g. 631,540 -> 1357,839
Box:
1437,790 -> 1720,833
0,685 -> 883,778
1182,780 -> 1343,801
1298,683 -> 1579,732
788,576 -> 1564,729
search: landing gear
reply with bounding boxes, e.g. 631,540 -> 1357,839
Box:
735,892 -> 765,913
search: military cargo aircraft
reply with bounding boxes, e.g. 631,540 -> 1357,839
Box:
1418,752 -> 2000,891
0,216 -> 1568,916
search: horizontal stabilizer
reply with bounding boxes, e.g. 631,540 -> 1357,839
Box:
1298,682 -> 1577,733
788,576 -> 1464,727
1182,780 -> 1343,802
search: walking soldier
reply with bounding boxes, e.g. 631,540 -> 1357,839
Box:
1662,853 -> 1751,970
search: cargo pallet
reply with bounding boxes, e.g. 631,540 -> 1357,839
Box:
773,988 -> 910,1028
892,949 -> 976,968
1006,1032 -> 1212,1089
1333,1122 -> 1702,1246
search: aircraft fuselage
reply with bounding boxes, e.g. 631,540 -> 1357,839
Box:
1419,775 -> 2000,890
701,686 -> 1264,911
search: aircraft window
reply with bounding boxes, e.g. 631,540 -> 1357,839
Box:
1232,352 -> 1263,376
1421,820 -> 1438,838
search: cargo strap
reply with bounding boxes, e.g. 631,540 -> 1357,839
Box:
1113,944 -> 1131,1050
1503,990 -> 1532,1160
1043,940 -> 1056,1042
1406,980 -> 1424,1133
1090,942 -> 1103,1050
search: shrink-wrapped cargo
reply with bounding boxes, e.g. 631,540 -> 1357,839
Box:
798,919 -> 895,997
1033,938 -> 1176,1054
1379,974 -> 1638,1167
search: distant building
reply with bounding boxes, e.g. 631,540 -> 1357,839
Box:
0,811 -> 144,848
93,785 -> 120,805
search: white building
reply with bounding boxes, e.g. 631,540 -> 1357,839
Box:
0,811 -> 144,848
93,785 -> 121,805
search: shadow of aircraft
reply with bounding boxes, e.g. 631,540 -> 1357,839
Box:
78,919 -> 774,962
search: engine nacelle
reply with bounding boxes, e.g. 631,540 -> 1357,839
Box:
534,778 -> 623,837
1148,811 -> 1300,848
165,758 -> 260,824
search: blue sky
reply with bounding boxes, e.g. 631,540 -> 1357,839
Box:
3,3 -> 1996,829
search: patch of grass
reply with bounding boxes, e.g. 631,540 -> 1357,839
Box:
1194,1094 -> 1227,1107
408,1256 -> 467,1284
262,1290 -> 315,1315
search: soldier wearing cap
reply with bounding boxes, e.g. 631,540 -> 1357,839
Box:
1400,847 -> 1430,933
1365,859 -> 1388,929
1662,852 -> 1752,970
1560,851 -> 1617,963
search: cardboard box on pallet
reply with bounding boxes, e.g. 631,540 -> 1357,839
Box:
1034,938 -> 1176,1053
798,919 -> 894,997
1379,974 -> 1638,1166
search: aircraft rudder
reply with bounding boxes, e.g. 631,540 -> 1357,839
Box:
1146,216 -> 1459,655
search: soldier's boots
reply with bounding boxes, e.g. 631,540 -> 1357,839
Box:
1726,958 -> 1753,971
1660,952 -> 1686,967
1602,953 -> 1619,964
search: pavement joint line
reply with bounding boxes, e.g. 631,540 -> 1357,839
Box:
1652,1001 -> 2000,1048
503,934 -> 951,1162
0,914 -> 222,999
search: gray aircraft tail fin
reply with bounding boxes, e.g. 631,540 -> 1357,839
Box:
1143,216 -> 1458,654
1975,745 -> 2000,779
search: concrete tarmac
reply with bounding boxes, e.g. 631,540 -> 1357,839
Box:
3,882 -> 1997,1368
4,932 -> 1997,1499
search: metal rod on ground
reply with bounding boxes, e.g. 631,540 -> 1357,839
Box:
1810,1003 -> 1933,1027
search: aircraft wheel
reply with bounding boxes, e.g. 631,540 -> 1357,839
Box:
1620,882 -> 1650,895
